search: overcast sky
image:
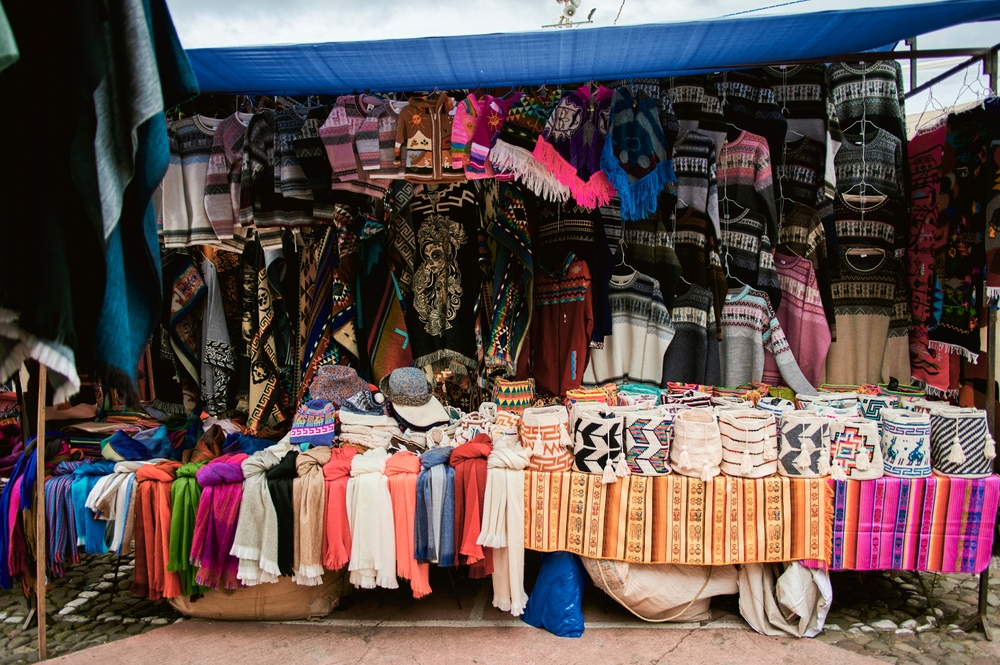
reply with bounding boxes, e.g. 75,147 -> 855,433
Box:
165,0 -> 999,114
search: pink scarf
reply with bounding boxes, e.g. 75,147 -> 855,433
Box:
385,451 -> 431,598
192,453 -> 247,590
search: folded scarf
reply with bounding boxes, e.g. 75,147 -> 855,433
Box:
415,446 -> 455,566
131,461 -> 182,600
601,87 -> 675,221
384,451 -> 431,598
292,446 -> 332,586
190,425 -> 225,463
88,460 -> 149,555
478,445 -> 532,616
533,85 -> 616,209
45,460 -> 84,576
71,461 -> 116,553
266,449 -> 299,577
192,453 -> 248,590
133,425 -> 173,459
347,448 -> 397,589
222,433 -> 273,456
322,447 -> 357,571
168,461 -> 208,596
231,450 -> 281,586
449,435 -> 493,578
102,430 -> 155,462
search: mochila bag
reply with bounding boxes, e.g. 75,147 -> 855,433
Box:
858,393 -> 900,422
829,417 -> 883,480
756,397 -> 796,425
805,393 -> 860,419
711,396 -> 750,414
902,398 -> 939,414
618,383 -> 663,407
521,405 -> 575,472
777,411 -> 831,478
572,408 -> 628,484
493,378 -> 535,414
662,390 -> 713,409
669,408 -> 722,482
719,410 -> 779,478
624,408 -> 672,476
564,386 -> 610,407
879,408 -> 931,478
928,405 -> 996,478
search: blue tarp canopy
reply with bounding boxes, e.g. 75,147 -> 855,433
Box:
186,0 -> 1000,95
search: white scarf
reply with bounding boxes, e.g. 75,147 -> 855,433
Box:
85,460 -> 152,553
478,446 -> 532,616
231,450 -> 281,586
347,448 -> 398,589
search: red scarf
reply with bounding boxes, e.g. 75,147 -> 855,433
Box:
132,461 -> 182,600
321,448 -> 357,571
450,435 -> 493,578
385,451 -> 431,598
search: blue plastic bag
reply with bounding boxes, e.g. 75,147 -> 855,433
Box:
521,552 -> 587,638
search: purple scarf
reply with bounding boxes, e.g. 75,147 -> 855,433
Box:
191,454 -> 247,590
46,460 -> 85,576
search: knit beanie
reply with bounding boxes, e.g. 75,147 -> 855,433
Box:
289,400 -> 338,447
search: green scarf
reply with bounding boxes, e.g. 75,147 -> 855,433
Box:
167,461 -> 207,596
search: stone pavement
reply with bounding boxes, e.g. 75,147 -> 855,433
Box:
0,554 -> 998,664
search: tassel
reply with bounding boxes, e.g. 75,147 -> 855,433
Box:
559,424 -> 573,449
763,437 -> 778,461
947,427 -> 966,465
830,462 -> 848,481
818,453 -> 831,476
615,454 -> 630,478
794,440 -> 813,471
533,434 -> 546,456
985,436 -> 996,460
678,444 -> 690,470
740,448 -> 753,476
855,450 -> 870,472
602,461 -> 618,485
700,464 -> 714,483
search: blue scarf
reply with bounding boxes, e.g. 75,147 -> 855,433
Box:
415,446 -> 455,567
71,461 -> 116,553
104,430 -> 155,461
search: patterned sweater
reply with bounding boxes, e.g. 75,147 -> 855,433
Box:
583,271 -> 674,386
826,248 -> 910,386
162,115 -> 225,247
777,203 -> 836,336
717,130 -> 779,250
835,126 -> 904,198
720,208 -> 780,310
599,198 -> 682,308
662,75 -> 726,155
833,193 -> 908,255
661,283 -> 721,386
774,134 -> 825,207
204,112 -> 253,247
673,207 -> 727,336
394,93 -> 465,183
672,128 -> 720,237
319,94 -> 399,197
720,285 -> 816,395
763,254 -> 831,388
714,68 -> 788,173
829,61 -> 907,145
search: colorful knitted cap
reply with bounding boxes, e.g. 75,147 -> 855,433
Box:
309,365 -> 369,407
289,399 -> 338,447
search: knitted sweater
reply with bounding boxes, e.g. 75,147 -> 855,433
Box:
763,254 -> 831,388
835,127 -> 904,198
829,61 -> 907,144
720,208 -> 780,309
673,207 -> 727,336
583,271 -> 674,386
717,130 -> 779,248
833,193 -> 908,255
777,203 -> 836,336
319,94 -> 396,197
826,248 -> 911,386
662,283 -> 721,386
204,113 -> 253,246
662,75 -> 726,155
673,128 -> 720,237
714,69 -> 788,171
599,198 -> 682,308
394,93 -> 465,183
720,285 -> 816,395
162,115 -> 225,247
774,135 -> 825,207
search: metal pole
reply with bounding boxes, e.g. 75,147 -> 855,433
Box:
34,365 -> 47,660
906,37 -> 918,92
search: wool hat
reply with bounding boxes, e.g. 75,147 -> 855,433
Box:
339,388 -> 398,428
380,367 -> 450,431
289,400 -> 338,447
309,365 -> 369,407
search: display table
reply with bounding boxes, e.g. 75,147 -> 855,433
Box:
829,475 -> 1000,573
524,471 -> 831,564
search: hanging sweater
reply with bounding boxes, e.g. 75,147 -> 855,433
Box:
661,283 -> 722,386
763,254 -> 831,388
394,93 -> 465,183
673,207 -> 727,335
319,94 -> 395,198
720,209 -> 780,309
828,61 -> 907,145
714,68 -> 788,170
835,127 -> 904,198
672,128 -> 720,237
162,115 -> 225,247
720,285 -> 816,395
774,135 -> 825,207
583,271 -> 674,386
717,130 -> 779,245
833,193 -> 908,255
777,203 -> 836,336
662,75 -> 727,155
600,199 -> 682,308
204,112 -> 253,247
826,248 -> 910,385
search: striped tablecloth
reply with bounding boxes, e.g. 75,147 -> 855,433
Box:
524,471 -> 831,564
829,475 -> 1000,573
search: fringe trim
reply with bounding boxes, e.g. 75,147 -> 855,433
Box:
987,286 -> 1000,301
919,381 -> 959,401
928,340 -> 979,364
573,171 -> 616,210
0,312 -> 81,404
491,140 -> 570,202
600,138 -> 675,220
532,137 -> 581,190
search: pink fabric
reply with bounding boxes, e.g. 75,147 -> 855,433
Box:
192,453 -> 248,590
765,254 -> 831,387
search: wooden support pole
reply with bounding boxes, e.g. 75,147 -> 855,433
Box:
35,365 -> 47,661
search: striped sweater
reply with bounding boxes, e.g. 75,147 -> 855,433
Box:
661,283 -> 721,386
763,254 -> 831,388
835,127 -> 904,199
829,61 -> 907,145
777,202 -> 836,336
204,112 -> 253,246
162,115 -> 225,248
672,128 -> 720,237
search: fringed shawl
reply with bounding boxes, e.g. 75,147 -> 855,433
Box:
292,446 -> 332,586
192,453 -> 247,590
384,451 -> 431,598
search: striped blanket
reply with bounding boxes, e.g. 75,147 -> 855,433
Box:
829,475 -> 999,573
524,471 -> 831,564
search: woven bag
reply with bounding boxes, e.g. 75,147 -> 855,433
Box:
901,398 -> 939,414
493,378 -> 535,414
928,405 -> 996,478
830,417 -> 883,480
662,390 -> 713,409
623,408 -> 672,476
564,386 -> 610,407
520,405 -> 574,472
669,408 -> 722,481
493,410 -> 522,429
776,411 -> 831,478
805,393 -> 860,419
857,393 -> 900,422
618,383 -> 663,406
572,408 -> 628,483
756,397 -> 796,425
879,408 -> 931,478
719,410 -> 778,478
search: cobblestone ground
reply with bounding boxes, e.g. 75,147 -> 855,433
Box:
0,555 -> 998,663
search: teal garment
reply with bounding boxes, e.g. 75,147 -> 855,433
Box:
0,2 -> 17,72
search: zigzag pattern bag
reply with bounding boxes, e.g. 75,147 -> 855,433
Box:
928,405 -> 996,478
520,405 -> 574,472
572,409 -> 628,483
879,408 -> 931,478
719,410 -> 778,478
624,409 -> 672,476
777,411 -> 831,478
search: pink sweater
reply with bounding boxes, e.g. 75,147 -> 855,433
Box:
763,253 -> 831,387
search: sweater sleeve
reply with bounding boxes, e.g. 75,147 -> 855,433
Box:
706,141 -> 720,239
704,304 -> 722,386
204,124 -> 235,240
762,307 -> 817,396
320,101 -> 359,181
160,124 -> 188,248
754,141 -> 779,247
394,106 -> 410,166
450,99 -> 474,170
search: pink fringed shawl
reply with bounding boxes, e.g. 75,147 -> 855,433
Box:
191,453 -> 247,590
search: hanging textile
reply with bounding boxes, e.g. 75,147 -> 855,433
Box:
167,461 -> 208,597
384,451 -> 432,598
191,453 -> 248,591
132,460 -> 182,600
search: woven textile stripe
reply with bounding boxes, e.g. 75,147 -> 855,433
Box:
828,475 -> 1000,573
524,470 -> 831,564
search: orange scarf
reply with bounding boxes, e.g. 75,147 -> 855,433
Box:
384,451 -> 431,598
132,461 -> 182,600
322,448 -> 357,571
